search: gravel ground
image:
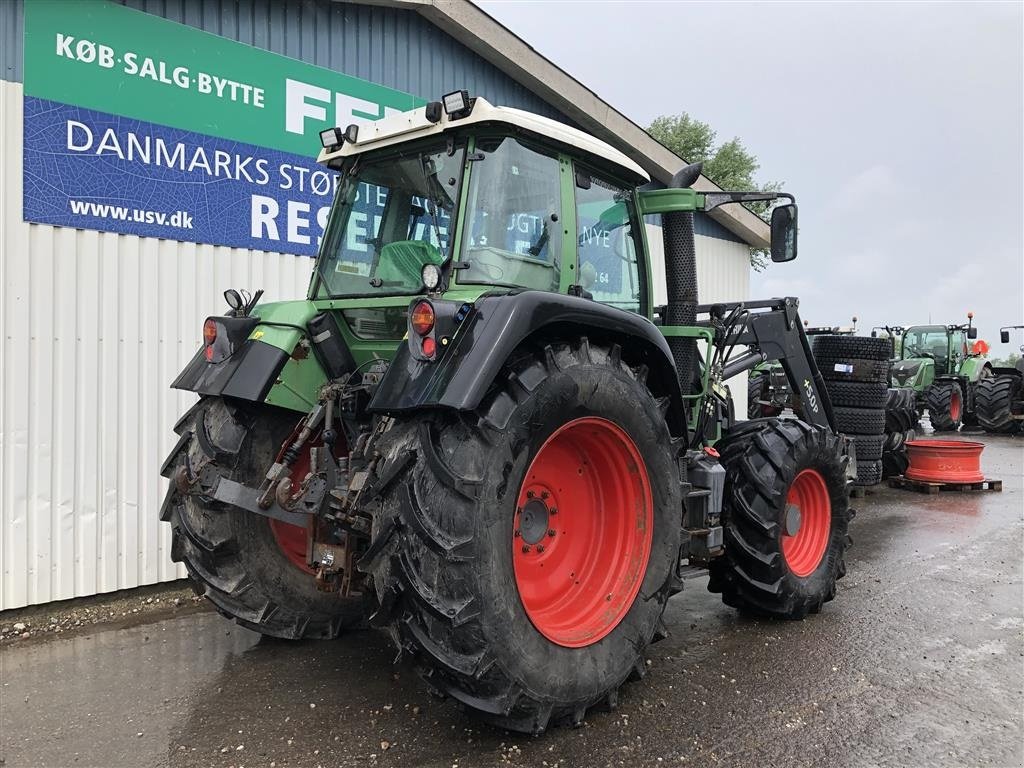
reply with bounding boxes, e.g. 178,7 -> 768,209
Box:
0,582 -> 208,645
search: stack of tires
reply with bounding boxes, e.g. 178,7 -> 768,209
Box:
882,388 -> 918,478
812,335 -> 892,487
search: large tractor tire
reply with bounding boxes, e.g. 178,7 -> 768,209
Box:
708,419 -> 850,618
825,381 -> 888,409
975,375 -> 1023,434
816,355 -> 891,384
364,339 -> 681,734
160,397 -> 367,639
812,334 -> 891,361
925,380 -> 963,432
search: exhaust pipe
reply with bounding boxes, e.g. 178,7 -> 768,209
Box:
662,162 -> 703,390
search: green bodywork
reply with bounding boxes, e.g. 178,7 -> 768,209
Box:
234,153 -> 717,416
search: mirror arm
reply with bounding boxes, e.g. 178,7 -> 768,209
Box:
703,191 -> 794,212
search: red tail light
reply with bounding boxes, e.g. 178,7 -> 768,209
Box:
410,301 -> 435,336
421,336 -> 437,358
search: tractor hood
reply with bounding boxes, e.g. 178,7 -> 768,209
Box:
892,359 -> 926,386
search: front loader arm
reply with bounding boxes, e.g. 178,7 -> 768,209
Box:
702,297 -> 836,431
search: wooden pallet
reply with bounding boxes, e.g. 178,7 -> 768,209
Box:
887,476 -> 1002,494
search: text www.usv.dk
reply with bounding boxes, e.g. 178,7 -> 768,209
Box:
69,199 -> 194,229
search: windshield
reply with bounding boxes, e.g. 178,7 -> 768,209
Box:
902,326 -> 948,360
314,143 -> 464,297
457,136 -> 563,292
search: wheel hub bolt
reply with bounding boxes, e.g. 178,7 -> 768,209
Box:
514,530 -> 521,537
527,490 -> 535,499
536,544 -> 545,553
522,544 -> 531,553
541,490 -> 550,500
548,529 -> 556,537
549,508 -> 557,515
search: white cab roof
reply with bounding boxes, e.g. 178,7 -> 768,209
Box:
317,97 -> 650,183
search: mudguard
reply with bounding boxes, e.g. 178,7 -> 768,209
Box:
369,290 -> 687,433
957,357 -> 992,383
171,300 -> 330,412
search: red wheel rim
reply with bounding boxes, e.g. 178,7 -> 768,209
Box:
269,446 -> 314,573
781,468 -> 831,578
512,417 -> 653,648
949,390 -> 962,422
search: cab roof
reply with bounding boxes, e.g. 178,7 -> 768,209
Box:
317,97 -> 650,185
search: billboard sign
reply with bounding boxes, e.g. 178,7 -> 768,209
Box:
22,0 -> 423,255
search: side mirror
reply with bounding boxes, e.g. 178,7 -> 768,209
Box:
871,330 -> 877,337
1001,330 -> 1010,343
968,327 -> 978,340
770,204 -> 798,263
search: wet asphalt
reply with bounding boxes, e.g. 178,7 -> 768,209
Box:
2,434 -> 1022,768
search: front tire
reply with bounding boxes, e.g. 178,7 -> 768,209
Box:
708,419 -> 850,618
365,339 -> 681,733
926,380 -> 963,431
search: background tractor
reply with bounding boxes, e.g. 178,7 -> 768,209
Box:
160,93 -> 854,733
974,325 -> 1024,433
878,315 -> 990,431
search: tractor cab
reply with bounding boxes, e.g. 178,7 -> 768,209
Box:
311,95 -> 650,316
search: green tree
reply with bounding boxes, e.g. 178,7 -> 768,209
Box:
648,113 -> 780,269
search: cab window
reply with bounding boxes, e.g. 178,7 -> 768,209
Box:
574,169 -> 642,313
458,136 -> 562,292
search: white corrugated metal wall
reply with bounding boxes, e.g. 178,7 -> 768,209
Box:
0,80 -> 316,610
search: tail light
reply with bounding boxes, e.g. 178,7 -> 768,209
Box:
203,318 -> 218,361
410,301 -> 435,336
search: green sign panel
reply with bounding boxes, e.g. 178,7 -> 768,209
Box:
23,0 -> 423,157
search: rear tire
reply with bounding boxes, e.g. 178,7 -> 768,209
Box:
160,397 -> 367,639
708,419 -> 850,619
926,380 -> 963,432
975,375 -> 1022,434
366,339 -> 681,733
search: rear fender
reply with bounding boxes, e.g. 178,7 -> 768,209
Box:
171,300 -> 330,412
368,291 -> 687,436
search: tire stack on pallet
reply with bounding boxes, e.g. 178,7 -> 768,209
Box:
882,388 -> 918,478
812,335 -> 892,487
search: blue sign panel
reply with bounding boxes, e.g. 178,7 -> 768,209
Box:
23,96 -> 338,256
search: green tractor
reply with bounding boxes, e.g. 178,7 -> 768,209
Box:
160,93 -> 855,733
878,314 -> 990,431
748,318 -> 857,418
974,325 -> 1024,433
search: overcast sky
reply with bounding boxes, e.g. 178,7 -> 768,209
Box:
480,0 -> 1023,354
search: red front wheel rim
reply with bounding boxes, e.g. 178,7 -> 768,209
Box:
512,417 -> 653,648
950,390 -> 962,422
781,468 -> 832,578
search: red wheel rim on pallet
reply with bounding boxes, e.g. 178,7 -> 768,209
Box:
904,440 -> 985,484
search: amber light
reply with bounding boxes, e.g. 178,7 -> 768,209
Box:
203,319 -> 218,346
410,301 -> 435,336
